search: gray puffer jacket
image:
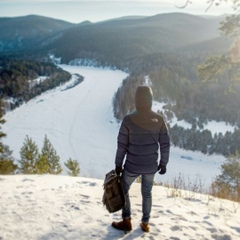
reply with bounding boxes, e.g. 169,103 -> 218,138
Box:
115,86 -> 170,174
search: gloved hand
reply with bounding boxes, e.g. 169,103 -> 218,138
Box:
115,165 -> 123,176
158,164 -> 166,175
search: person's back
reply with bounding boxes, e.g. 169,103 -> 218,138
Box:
118,109 -> 169,174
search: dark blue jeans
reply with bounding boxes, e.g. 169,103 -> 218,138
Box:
121,169 -> 155,223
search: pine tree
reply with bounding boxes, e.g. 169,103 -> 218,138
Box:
19,135 -> 39,174
64,158 -> 80,177
35,154 -> 49,174
40,135 -> 62,174
211,151 -> 240,201
0,98 -> 17,174
0,143 -> 17,174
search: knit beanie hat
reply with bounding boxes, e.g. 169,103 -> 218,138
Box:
135,86 -> 153,111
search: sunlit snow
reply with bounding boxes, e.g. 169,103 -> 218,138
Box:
0,174 -> 239,240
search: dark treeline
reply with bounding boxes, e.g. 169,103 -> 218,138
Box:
170,124 -> 240,156
113,52 -> 240,156
0,58 -> 71,109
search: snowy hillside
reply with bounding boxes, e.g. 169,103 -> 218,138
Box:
0,174 -> 239,240
2,65 -> 226,187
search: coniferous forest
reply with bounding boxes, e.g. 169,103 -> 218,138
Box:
113,52 -> 240,157
0,59 -> 72,110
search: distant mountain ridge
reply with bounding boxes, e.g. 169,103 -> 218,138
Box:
0,15 -> 75,52
0,13 -> 231,67
50,13 -> 229,65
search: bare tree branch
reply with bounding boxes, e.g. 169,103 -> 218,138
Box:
175,0 -> 231,12
175,0 -> 192,9
177,0 -> 240,12
205,0 -> 216,12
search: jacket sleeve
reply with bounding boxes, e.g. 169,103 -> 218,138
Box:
115,118 -> 129,167
158,120 -> 170,166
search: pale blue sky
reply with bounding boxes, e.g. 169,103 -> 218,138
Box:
0,0 -> 234,23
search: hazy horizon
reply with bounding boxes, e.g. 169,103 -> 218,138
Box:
0,0 -> 234,23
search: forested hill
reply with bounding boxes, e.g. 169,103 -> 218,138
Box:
0,13 -> 231,68
0,15 -> 75,52
0,59 -> 72,110
46,13 -> 230,66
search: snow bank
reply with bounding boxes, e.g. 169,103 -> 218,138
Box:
0,174 -> 239,240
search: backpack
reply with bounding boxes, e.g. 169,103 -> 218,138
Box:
102,170 -> 125,213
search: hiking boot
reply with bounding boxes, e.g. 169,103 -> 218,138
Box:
112,218 -> 132,231
140,222 -> 150,232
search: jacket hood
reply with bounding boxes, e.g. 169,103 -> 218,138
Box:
135,86 -> 153,111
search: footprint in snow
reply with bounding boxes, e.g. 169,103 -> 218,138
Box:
211,233 -> 231,240
82,181 -> 97,187
22,191 -> 33,195
80,194 -> 90,199
203,220 -> 214,226
90,182 -> 97,186
152,204 -> 163,208
22,178 -> 35,182
71,205 -> 80,210
169,237 -> 180,240
171,225 -> 182,232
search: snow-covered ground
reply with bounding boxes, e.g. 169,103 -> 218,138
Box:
0,174 -> 239,240
2,65 -> 226,187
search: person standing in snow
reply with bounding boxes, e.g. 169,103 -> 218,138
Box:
112,85 -> 170,233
